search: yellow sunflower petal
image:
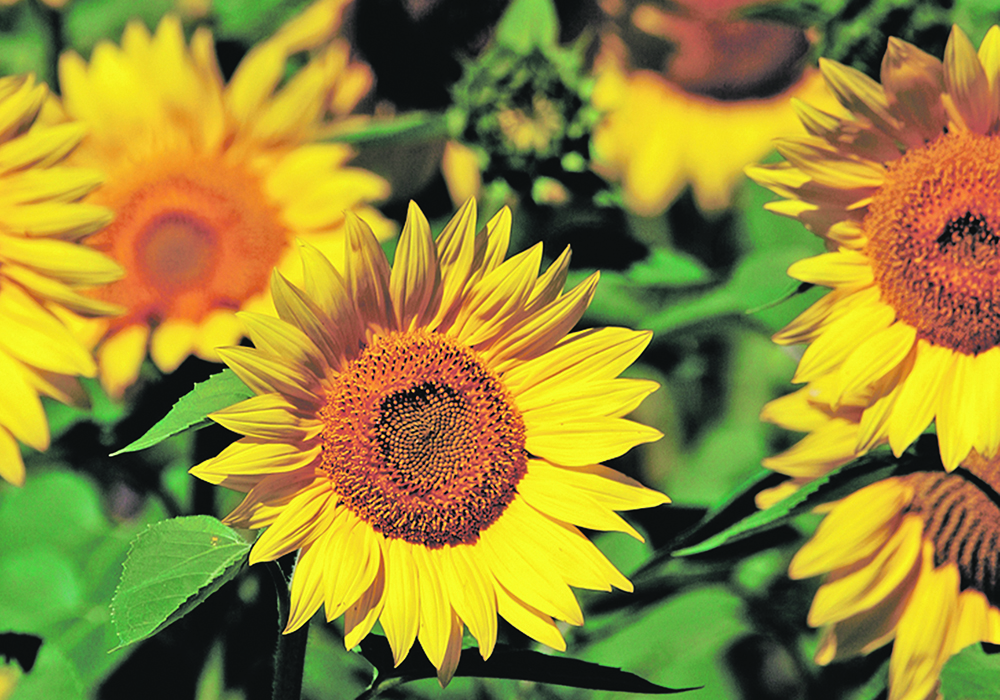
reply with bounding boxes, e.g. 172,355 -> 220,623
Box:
526,417 -> 663,466
249,483 -> 336,564
97,324 -> 149,400
494,583 -> 566,651
325,512 -> 382,621
430,199 -> 478,327
485,272 -> 600,368
209,393 -> 322,442
881,37 -> 947,145
149,318 -> 199,374
944,26 -> 993,134
808,515 -> 922,626
343,213 -> 392,332
379,538 -> 420,667
189,437 -> 320,484
439,545 -> 498,659
835,322 -> 917,403
478,512 -> 584,625
936,352 -> 975,470
786,250 -> 876,288
886,341 -> 952,456
389,201 -> 439,332
0,349 -> 48,451
238,310 -> 329,378
790,479 -> 912,579
0,425 -> 25,487
343,559 -> 386,650
888,544 -> 960,700
503,326 -> 652,398
412,547 -> 452,673
285,537 -> 328,633
216,346 -> 321,406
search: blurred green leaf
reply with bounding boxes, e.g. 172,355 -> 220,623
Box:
63,0 -> 176,54
627,248 -> 710,287
112,369 -> 253,455
940,644 -> 1000,699
0,3 -> 53,83
672,450 -> 901,556
9,646 -> 85,700
494,0 -> 559,54
584,586 -> 750,699
664,331 -> 796,507
358,636 -> 696,693
111,516 -> 251,649
331,112 -> 450,147
213,0 -> 310,41
0,470 -> 148,690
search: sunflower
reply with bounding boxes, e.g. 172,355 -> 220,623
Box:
53,13 -> 391,398
189,200 -> 667,683
790,449 -> 1000,700
591,0 -> 838,215
0,74 -> 121,486
747,25 -> 1000,471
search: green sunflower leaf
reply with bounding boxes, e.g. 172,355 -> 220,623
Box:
357,636 -> 698,693
940,643 -> 1000,699
670,448 -> 904,557
494,0 -> 559,54
329,112 -> 450,147
112,369 -> 253,455
110,516 -> 250,650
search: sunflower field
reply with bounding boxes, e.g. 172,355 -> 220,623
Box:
3,1 -> 1000,699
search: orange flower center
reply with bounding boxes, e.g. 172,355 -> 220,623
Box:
865,130 -> 1000,355
137,212 -> 218,290
86,155 -> 289,329
904,470 -> 1000,601
318,331 -> 527,548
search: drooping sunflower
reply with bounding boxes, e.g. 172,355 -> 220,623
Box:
790,450 -> 1000,700
54,13 -> 391,398
592,0 -> 838,215
0,74 -> 121,486
747,25 -> 1000,471
190,200 -> 667,683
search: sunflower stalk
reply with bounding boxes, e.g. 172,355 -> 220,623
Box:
268,558 -> 308,700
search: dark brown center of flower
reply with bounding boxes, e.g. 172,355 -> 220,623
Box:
865,130 -> 1000,355
318,331 -> 527,548
905,470 -> 1000,603
137,212 -> 219,291
625,3 -> 811,100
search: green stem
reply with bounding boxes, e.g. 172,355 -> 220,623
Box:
267,558 -> 308,700
353,677 -> 402,700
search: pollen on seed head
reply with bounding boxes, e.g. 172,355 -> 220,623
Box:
317,330 -> 527,548
864,130 -> 1000,355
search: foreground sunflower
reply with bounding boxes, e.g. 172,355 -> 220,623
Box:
592,0 -> 837,215
0,74 -> 121,486
54,13 -> 390,398
748,25 -> 1000,470
791,449 -> 1000,700
190,200 -> 667,683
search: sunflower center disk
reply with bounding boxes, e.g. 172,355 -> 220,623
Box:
905,471 -> 1000,604
137,212 -> 218,290
865,130 -> 1000,355
319,331 -> 528,548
